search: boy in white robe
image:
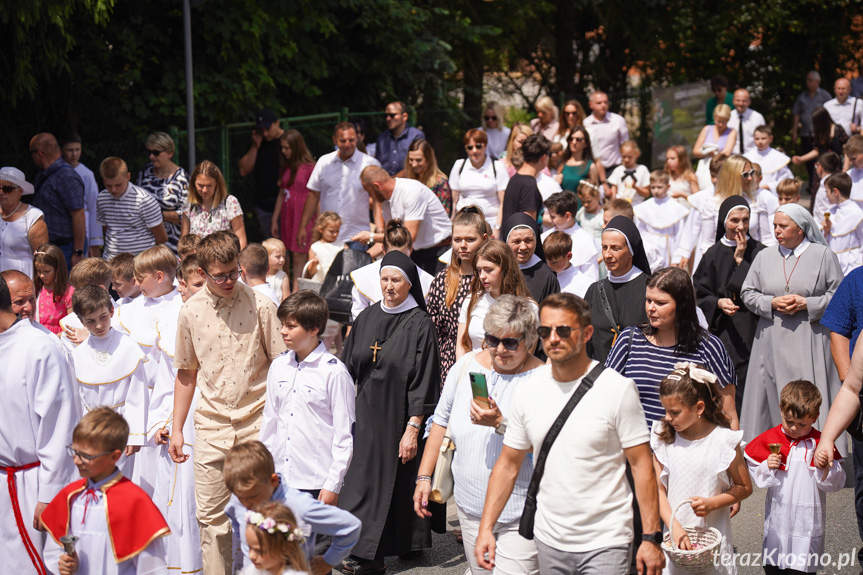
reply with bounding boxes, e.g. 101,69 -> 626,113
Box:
847,135 -> 863,202
634,170 -> 689,269
148,259 -> 204,575
745,125 -> 793,195
541,191 -> 599,284
0,275 -> 78,574
119,246 -> 185,496
821,172 -> 863,276
60,257 -> 123,351
71,285 -> 149,476
110,253 -> 143,307
543,230 -> 590,297
813,151 -> 843,220
42,407 -> 170,575
750,164 -> 781,248
745,381 -> 844,574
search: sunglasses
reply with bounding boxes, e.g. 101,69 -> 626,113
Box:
466,144 -> 485,151
0,185 -> 19,194
740,169 -> 755,178
204,267 -> 241,284
484,115 -> 497,121
385,113 -> 400,119
66,445 -> 114,462
485,333 -> 524,351
564,111 -> 579,116
147,149 -> 164,157
571,137 -> 585,143
537,325 -> 580,339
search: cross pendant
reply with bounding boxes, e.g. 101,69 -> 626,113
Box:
370,341 -> 382,362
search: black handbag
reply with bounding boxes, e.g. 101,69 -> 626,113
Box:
519,362 -> 605,539
319,248 -> 372,324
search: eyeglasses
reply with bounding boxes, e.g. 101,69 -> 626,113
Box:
384,113 -> 400,119
465,144 -> 484,151
66,445 -> 114,462
740,169 -> 755,178
485,333 -> 525,351
484,115 -> 497,121
204,267 -> 241,284
0,185 -> 19,194
147,149 -> 164,157
537,325 -> 581,339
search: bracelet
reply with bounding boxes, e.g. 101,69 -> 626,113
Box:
406,421 -> 421,430
415,475 -> 431,484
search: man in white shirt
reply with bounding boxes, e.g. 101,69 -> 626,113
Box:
357,166 -> 453,275
583,91 -> 630,176
298,122 -> 381,251
824,77 -> 862,138
729,89 -> 766,155
475,293 -> 664,575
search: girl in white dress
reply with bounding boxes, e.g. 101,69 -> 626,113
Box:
304,212 -> 345,283
651,362 -> 752,574
243,502 -> 310,575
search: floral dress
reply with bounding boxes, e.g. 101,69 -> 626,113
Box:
430,174 -> 453,217
136,163 -> 189,253
183,195 -> 243,239
426,270 -> 472,389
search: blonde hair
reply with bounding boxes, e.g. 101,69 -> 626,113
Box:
73,406 -> 128,452
69,257 -> 112,289
403,139 -> 446,190
247,502 -> 310,573
713,104 -> 732,121
134,245 -> 178,281
312,212 -> 341,243
99,157 -> 128,180
482,102 -> 507,129
262,238 -> 286,255
715,154 -> 754,201
224,441 -> 275,492
535,95 -> 558,117
188,161 -> 229,207
504,123 -> 532,166
110,253 -> 136,281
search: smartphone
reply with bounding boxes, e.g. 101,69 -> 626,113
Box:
469,372 -> 490,409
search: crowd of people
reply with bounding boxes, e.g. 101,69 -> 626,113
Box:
1,75 -> 863,575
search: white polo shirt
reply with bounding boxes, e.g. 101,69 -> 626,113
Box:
448,156 -> 510,225
307,150 -> 381,243
824,97 -> 863,137
382,178 -> 452,250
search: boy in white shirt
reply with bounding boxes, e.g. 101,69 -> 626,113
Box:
846,135 -> 863,202
260,291 -> 356,504
69,285 -> 149,474
606,140 -> 650,204
634,170 -> 689,269
822,172 -> 863,275
543,231 -> 592,297
744,125 -> 793,195
239,243 -> 282,305
541,191 -> 598,286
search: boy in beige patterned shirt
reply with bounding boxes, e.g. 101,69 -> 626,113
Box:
168,231 -> 286,575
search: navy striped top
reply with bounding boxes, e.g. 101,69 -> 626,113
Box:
605,326 -> 737,427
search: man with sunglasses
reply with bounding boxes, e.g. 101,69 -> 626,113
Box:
0,274 -> 79,574
238,109 -> 286,239
476,293 -> 664,575
375,101 -> 425,176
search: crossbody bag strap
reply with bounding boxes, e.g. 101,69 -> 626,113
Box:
356,308 -> 422,395
524,362 -> 605,500
597,280 -> 622,346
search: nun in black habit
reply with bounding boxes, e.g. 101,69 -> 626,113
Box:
339,251 -> 443,573
584,215 -> 653,363
500,212 -> 560,304
693,195 -> 765,412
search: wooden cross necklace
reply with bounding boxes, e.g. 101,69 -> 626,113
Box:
370,341 -> 382,362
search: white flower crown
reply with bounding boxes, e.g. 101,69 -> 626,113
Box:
245,510 -> 305,542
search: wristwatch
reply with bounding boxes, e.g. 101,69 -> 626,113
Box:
367,234 -> 375,247
73,249 -> 84,256
641,531 -> 663,544
494,418 -> 507,436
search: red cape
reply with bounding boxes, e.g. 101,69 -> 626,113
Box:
744,424 -> 841,471
40,473 -> 170,563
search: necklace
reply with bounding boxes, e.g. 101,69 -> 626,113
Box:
0,201 -> 22,220
782,252 -> 801,294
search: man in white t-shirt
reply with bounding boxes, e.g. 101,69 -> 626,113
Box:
728,89 -> 766,155
583,91 -> 630,176
357,166 -> 452,275
298,122 -> 381,251
824,77 -> 862,138
475,293 -> 664,575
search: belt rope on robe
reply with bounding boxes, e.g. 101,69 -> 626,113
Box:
3,461 -> 48,575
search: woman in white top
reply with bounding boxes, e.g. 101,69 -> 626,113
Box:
479,102 -> 511,159
414,295 -> 543,575
552,99 -> 587,145
0,167 -> 48,277
449,129 -> 510,229
457,240 -> 533,359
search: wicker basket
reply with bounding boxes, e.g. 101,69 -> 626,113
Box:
661,499 -> 723,573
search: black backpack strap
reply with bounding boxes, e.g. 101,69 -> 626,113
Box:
519,362 -> 605,538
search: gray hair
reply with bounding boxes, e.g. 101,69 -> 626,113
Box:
145,131 -> 176,156
483,295 -> 539,351
807,70 -> 821,82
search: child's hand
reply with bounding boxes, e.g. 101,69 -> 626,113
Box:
155,427 -> 171,445
672,519 -> 692,550
59,552 -> 79,575
309,556 -> 334,575
823,217 -> 832,237
689,496 -> 714,517
813,443 -> 833,469
125,445 -> 141,456
65,326 -> 88,345
767,453 -> 782,470
305,259 -> 319,279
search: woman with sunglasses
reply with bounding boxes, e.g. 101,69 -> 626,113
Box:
0,167 -> 47,278
449,129 -> 510,230
479,102 -> 511,159
606,267 -> 739,431
414,295 -> 542,575
556,127 -> 599,195
553,99 -> 587,145
456,240 -> 535,359
136,131 -> 189,253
